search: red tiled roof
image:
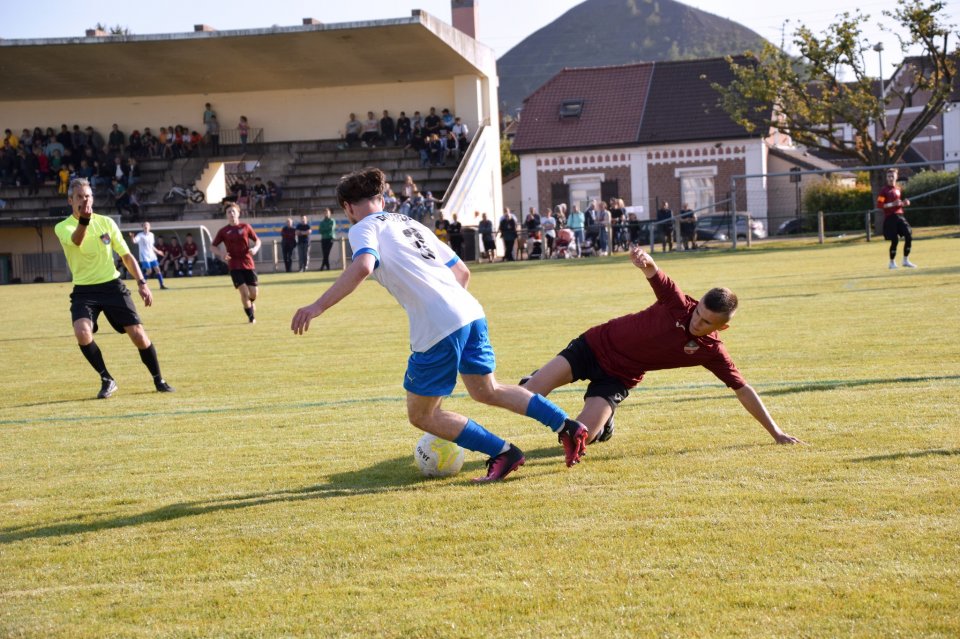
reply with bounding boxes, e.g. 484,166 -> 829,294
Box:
638,57 -> 756,143
512,57 -> 760,153
511,63 -> 655,153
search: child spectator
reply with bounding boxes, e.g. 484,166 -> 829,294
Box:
58,164 -> 70,195
361,111 -> 379,147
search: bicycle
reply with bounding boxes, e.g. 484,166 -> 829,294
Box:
162,182 -> 205,204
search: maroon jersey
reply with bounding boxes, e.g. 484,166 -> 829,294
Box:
877,184 -> 905,218
213,223 -> 259,270
584,269 -> 746,390
183,240 -> 198,258
166,244 -> 183,260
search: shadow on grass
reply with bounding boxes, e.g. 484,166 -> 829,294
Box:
0,445 -> 567,545
759,374 -> 960,397
850,448 -> 960,463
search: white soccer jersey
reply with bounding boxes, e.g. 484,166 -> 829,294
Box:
349,212 -> 484,352
133,231 -> 158,262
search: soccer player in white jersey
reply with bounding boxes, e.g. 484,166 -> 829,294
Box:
292,167 -> 588,481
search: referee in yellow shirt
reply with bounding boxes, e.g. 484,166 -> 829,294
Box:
54,178 -> 174,399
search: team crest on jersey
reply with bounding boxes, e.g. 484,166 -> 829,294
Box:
100,233 -> 111,244
683,340 -> 700,354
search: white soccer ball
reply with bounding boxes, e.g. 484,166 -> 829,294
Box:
414,433 -> 465,478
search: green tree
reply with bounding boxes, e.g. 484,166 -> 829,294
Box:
500,137 -> 518,178
713,0 -> 957,204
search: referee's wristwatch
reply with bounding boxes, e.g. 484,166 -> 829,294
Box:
137,278 -> 147,286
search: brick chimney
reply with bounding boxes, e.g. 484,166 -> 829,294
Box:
85,28 -> 107,37
451,0 -> 477,39
194,24 -> 216,32
303,18 -> 323,25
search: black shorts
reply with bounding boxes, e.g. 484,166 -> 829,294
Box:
70,279 -> 141,334
230,269 -> 259,288
883,214 -> 912,241
558,334 -> 630,410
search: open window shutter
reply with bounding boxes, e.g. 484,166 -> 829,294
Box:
551,182 -> 570,208
601,180 -> 619,202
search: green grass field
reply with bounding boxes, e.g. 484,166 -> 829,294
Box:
1,233 -> 958,638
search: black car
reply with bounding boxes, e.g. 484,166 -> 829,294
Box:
775,217 -> 812,235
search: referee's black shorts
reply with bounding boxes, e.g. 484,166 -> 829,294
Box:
883,214 -> 912,241
70,279 -> 141,334
558,334 -> 630,410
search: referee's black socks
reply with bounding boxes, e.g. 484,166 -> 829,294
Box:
138,343 -> 163,379
79,341 -> 112,380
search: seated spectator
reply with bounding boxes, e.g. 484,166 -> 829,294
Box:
71,125 -> 86,150
107,124 -> 125,155
56,125 -> 73,154
85,126 -> 105,153
452,117 -> 469,155
396,111 -> 411,146
407,190 -> 425,222
444,131 -> 459,163
383,188 -> 398,213
188,130 -> 203,156
127,130 -> 143,157
158,127 -> 172,159
44,135 -> 65,160
411,110 -> 423,131
400,174 -> 417,203
252,177 -> 268,210
380,110 -> 395,146
428,134 -> 444,166
266,180 -> 282,207
411,128 -> 429,167
3,129 -> 20,150
441,108 -> 455,131
424,107 -> 441,135
181,233 -> 199,276
77,158 -> 95,180
126,157 -> 141,188
361,111 -> 379,147
36,149 -> 50,183
141,127 -> 157,157
343,113 -> 362,148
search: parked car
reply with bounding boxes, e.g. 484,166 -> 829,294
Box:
697,214 -> 767,240
775,217 -> 813,235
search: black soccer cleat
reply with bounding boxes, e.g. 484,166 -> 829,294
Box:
594,414 -> 615,444
154,379 -> 175,393
97,378 -> 118,399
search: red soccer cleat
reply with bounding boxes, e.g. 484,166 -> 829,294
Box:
473,444 -> 526,483
558,419 -> 588,466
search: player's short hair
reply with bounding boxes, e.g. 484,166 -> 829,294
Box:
886,168 -> 898,175
336,167 -> 386,208
68,177 -> 91,198
703,287 -> 738,315
224,202 -> 241,215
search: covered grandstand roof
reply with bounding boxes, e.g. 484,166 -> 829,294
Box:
0,11 -> 495,100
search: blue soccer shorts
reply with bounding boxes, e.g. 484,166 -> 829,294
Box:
403,318 -> 496,397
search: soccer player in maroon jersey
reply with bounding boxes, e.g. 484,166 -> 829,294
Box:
212,203 -> 262,323
521,246 -> 804,447
181,233 -> 199,276
877,168 -> 917,269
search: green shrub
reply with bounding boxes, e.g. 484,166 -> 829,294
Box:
903,169 -> 959,226
802,179 -> 873,231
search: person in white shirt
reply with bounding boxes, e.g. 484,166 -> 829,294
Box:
292,168 -> 588,481
129,222 -> 167,289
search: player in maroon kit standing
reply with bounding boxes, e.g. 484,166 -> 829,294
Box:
521,246 -> 804,448
877,168 -> 917,269
212,203 -> 262,323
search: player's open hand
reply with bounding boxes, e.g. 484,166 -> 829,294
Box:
774,432 -> 806,445
630,246 -> 657,272
291,303 -> 321,335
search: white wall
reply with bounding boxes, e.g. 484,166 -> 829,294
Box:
0,80 -> 458,143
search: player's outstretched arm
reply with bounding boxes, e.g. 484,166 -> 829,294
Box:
733,384 -> 805,445
291,253 -> 375,335
630,245 -> 659,278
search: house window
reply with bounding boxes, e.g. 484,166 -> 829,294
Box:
560,99 -> 584,118
675,166 -> 717,213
